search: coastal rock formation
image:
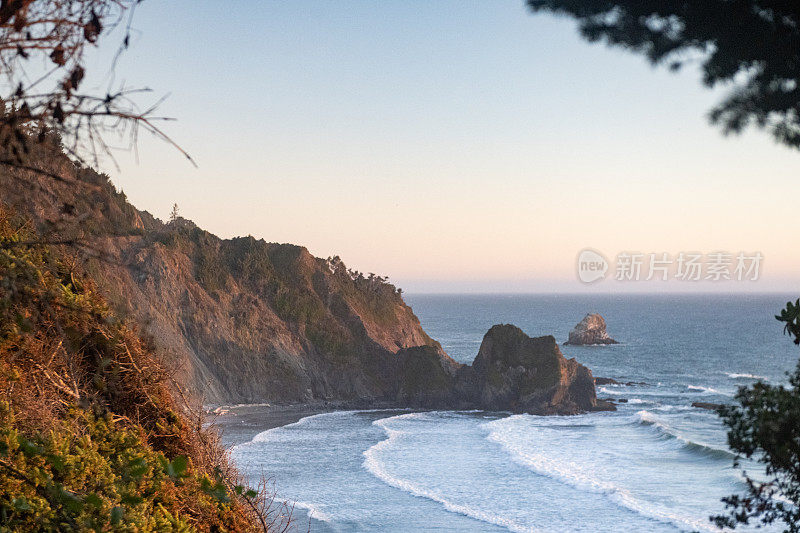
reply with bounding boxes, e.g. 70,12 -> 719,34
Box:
388,324 -> 613,414
0,142 -> 609,415
692,402 -> 724,411
466,325 -> 613,415
395,345 -> 460,407
565,313 -> 618,345
0,151 -> 453,405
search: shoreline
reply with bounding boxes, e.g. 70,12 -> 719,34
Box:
210,403 -> 348,533
209,403 -> 341,448
207,397 -> 436,448
207,391 -> 628,449
208,400 -> 465,449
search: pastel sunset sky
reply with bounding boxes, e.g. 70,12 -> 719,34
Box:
96,1 -> 800,293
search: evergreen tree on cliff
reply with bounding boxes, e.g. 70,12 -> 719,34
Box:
527,1 -> 800,150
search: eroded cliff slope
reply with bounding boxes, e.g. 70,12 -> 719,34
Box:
0,144 -> 453,405
1,141 -> 606,415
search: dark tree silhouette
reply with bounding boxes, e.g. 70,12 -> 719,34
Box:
0,0 -> 192,172
527,1 -> 800,149
713,300 -> 800,530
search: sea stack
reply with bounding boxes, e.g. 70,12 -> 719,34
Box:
565,314 -> 618,346
467,324 -> 614,415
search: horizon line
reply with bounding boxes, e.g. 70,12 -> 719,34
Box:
403,290 -> 799,296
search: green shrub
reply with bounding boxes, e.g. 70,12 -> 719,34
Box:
0,208 -> 266,532
0,403 -> 234,531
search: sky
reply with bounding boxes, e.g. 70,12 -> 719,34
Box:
92,0 -> 800,293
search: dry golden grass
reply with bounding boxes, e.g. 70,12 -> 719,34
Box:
0,206 -> 292,531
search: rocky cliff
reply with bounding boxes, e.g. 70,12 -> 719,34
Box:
0,143 -> 453,405
0,141 -> 607,414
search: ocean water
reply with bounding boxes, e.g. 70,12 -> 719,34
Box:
232,293 -> 799,532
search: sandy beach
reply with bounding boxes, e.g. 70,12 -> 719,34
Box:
209,404 -> 335,448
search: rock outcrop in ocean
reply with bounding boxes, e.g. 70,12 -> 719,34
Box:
388,324 -> 613,414
692,402 -> 724,411
565,313 -> 619,345
465,325 -> 613,414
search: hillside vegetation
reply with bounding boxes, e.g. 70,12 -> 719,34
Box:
0,208 -> 281,531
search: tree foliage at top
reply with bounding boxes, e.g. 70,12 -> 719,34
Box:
527,1 -> 800,149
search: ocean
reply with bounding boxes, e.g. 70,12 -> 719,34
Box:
231,293 -> 799,532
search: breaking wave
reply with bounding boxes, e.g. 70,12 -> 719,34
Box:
725,372 -> 768,381
486,415 -> 722,533
290,500 -> 335,523
635,410 -> 735,460
363,413 -> 543,533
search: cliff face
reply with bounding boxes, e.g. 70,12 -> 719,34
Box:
0,145 -> 453,405
1,143 -> 607,415
103,233 -> 456,405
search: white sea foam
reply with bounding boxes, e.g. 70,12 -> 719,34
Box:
687,385 -> 732,396
236,409 -> 403,448
248,411 -> 356,445
486,416 -> 722,533
688,385 -> 715,392
288,500 -> 335,523
725,372 -> 768,381
363,413 -> 543,533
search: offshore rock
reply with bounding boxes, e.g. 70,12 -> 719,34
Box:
565,314 -> 618,345
467,324 -> 614,415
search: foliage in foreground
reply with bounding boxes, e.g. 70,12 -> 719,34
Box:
0,403 -> 250,531
0,208 -> 281,531
714,301 -> 800,531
